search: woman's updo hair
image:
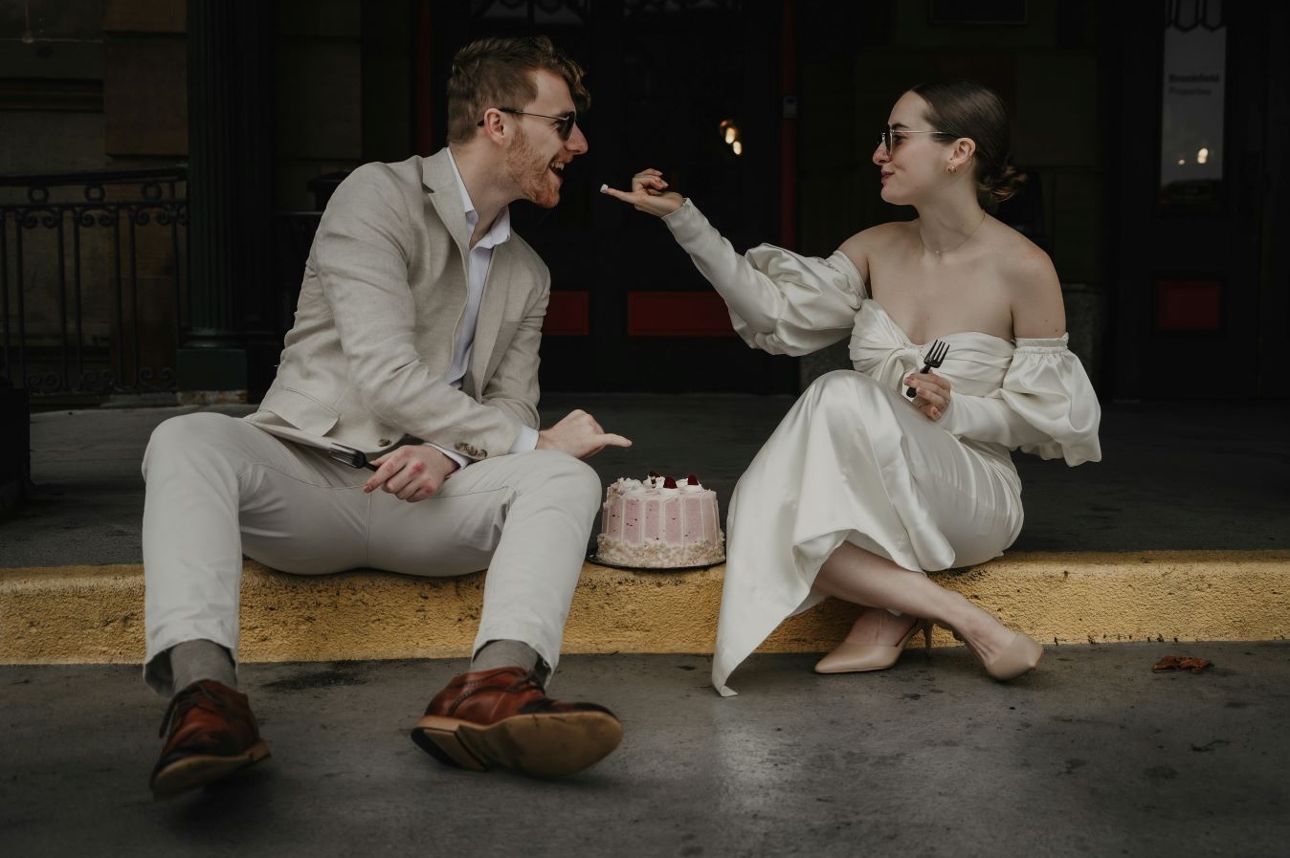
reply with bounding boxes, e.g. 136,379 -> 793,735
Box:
909,80 -> 1026,205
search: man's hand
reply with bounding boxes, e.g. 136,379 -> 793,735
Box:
537,409 -> 632,459
363,445 -> 460,502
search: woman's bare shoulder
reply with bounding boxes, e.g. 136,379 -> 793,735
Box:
838,222 -> 912,281
996,229 -> 1059,295
993,226 -> 1065,337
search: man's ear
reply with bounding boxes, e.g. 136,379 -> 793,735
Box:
479,108 -> 508,145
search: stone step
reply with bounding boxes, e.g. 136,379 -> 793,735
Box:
2,551 -> 1287,665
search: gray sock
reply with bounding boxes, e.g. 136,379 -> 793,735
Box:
169,639 -> 238,694
470,639 -> 540,675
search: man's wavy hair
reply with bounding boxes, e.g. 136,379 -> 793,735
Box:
447,36 -> 589,144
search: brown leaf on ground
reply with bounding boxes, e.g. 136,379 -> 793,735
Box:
1152,655 -> 1213,674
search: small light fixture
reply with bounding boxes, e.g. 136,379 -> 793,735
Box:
718,119 -> 743,156
1197,147 -> 1209,165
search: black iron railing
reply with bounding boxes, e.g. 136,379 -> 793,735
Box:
0,167 -> 187,397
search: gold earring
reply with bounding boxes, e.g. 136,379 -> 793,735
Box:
948,164 -> 957,173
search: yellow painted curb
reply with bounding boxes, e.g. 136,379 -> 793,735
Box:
1,551 -> 1287,665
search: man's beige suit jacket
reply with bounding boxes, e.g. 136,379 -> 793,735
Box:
246,149 -> 550,462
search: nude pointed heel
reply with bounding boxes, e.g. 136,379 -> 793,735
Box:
945,626 -> 1044,681
813,619 -> 932,674
981,631 -> 1044,681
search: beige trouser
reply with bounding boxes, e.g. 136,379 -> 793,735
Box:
141,412 -> 600,695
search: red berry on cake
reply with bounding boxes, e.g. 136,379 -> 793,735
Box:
663,476 -> 678,489
687,474 -> 699,485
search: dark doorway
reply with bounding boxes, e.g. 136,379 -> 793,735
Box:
1110,0 -> 1289,400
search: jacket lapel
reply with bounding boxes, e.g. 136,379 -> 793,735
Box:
421,149 -> 518,400
421,151 -> 472,266
464,243 -> 514,398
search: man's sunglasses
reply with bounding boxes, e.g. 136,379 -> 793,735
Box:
478,107 -> 578,141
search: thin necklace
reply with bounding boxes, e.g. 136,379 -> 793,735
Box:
920,210 -> 987,256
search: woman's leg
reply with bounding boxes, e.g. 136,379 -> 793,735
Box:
813,541 -> 1020,665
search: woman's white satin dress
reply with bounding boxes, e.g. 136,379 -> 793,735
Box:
660,200 -> 1102,696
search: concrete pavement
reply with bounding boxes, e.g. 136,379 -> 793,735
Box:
4,395 -> 1290,567
3,645 -> 1288,857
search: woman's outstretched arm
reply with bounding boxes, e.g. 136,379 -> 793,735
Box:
602,169 -> 864,354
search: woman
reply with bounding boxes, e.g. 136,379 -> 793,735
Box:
602,81 -> 1101,696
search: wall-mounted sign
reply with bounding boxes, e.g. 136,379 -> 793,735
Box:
1159,0 -> 1226,211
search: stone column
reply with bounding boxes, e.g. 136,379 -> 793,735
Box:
179,0 -> 277,401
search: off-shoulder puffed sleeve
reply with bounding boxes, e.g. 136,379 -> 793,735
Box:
662,199 -> 866,356
938,336 -> 1102,466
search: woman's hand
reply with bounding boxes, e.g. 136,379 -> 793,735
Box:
905,369 -> 952,422
600,168 -> 685,217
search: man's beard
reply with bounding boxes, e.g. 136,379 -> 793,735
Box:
504,126 -> 559,209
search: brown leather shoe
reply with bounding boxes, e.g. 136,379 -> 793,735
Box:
411,666 -> 622,777
149,680 -> 271,799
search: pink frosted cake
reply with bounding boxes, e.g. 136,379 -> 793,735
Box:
596,473 -> 725,569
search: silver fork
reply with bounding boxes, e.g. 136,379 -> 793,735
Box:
905,339 -> 949,399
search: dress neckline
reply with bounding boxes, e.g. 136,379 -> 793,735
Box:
864,300 -> 1014,349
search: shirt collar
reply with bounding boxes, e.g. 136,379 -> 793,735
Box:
446,148 -> 511,251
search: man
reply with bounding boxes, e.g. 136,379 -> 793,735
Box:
142,36 -> 630,799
